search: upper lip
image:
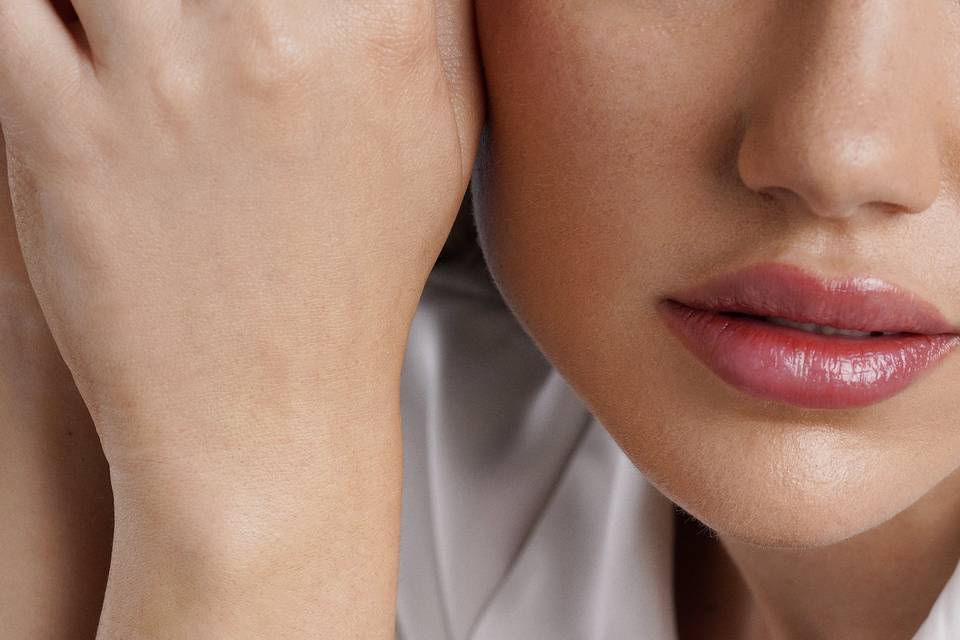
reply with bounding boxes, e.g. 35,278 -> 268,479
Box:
664,262 -> 960,336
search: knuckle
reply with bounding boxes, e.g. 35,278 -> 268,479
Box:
144,58 -> 199,129
232,5 -> 312,96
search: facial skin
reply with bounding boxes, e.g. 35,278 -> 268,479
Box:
472,0 -> 960,556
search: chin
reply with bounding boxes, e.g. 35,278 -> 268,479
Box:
611,415 -> 939,550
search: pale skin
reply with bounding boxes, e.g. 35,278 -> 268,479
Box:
2,2 -> 960,640
0,0 -> 482,637
0,133 -> 113,639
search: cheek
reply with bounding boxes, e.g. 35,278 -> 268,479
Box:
471,2 -> 960,548
472,1 -> 753,391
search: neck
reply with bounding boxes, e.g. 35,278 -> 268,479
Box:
677,468 -> 960,640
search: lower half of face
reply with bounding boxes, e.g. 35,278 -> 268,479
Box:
472,1 -> 960,548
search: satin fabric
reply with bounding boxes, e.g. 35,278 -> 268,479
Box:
395,259 -> 960,640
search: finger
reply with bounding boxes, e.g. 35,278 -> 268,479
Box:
50,0 -> 79,23
69,0 -> 178,65
435,0 -> 485,185
0,0 -> 83,118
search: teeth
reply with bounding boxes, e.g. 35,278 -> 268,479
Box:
764,316 -> 896,337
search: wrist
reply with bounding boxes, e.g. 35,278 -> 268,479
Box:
100,409 -> 402,639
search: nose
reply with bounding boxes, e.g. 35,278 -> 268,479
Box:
736,3 -> 948,220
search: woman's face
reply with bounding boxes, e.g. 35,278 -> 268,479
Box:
472,2 -> 960,548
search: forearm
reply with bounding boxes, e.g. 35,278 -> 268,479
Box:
0,287 -> 113,640
96,390 -> 403,640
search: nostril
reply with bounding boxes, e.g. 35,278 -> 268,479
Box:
868,200 -> 922,216
736,103 -> 943,221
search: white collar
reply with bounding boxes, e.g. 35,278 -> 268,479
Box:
470,417 -> 960,640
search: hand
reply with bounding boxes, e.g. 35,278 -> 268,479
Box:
0,0 -> 483,458
0,2 -> 484,636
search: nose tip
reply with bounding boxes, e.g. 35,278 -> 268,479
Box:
733,4 -> 948,222
737,113 -> 942,220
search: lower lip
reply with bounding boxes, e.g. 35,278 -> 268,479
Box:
659,301 -> 960,409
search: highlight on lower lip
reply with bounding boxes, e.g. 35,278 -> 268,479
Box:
659,300 -> 960,409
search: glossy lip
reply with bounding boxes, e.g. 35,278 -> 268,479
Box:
658,262 -> 960,409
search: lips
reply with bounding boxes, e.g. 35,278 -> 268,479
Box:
658,262 -> 960,409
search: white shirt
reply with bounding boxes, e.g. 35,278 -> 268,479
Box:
395,258 -> 960,640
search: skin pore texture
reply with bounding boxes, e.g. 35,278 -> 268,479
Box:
473,2 -> 960,639
1,2 -> 959,639
0,1 -> 483,637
